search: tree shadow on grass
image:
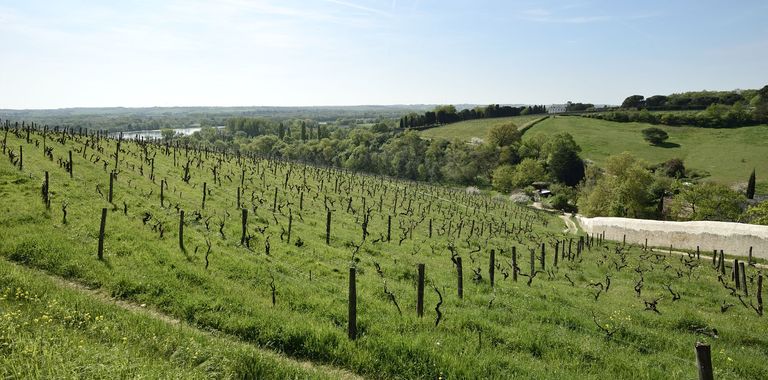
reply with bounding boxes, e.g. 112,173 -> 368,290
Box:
655,142 -> 681,148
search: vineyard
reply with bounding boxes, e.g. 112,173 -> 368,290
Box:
1,120 -> 766,379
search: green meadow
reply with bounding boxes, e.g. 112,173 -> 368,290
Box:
524,116 -> 768,188
420,115 -> 545,141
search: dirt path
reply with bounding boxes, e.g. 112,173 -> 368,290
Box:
561,213 -> 578,234
3,258 -> 363,380
531,202 -> 578,234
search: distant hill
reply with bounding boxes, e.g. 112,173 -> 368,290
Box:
0,105 -> 437,131
524,116 -> 768,189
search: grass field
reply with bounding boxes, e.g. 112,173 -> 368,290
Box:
1,123 -> 767,378
0,260 -> 344,379
525,116 -> 768,188
420,115 -> 545,141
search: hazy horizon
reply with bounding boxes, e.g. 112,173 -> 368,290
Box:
1,0 -> 766,109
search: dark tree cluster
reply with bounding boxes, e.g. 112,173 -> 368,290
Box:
565,102 -> 595,112
620,89 -> 757,111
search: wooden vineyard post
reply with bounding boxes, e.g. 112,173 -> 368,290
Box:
456,256 -> 463,299
757,273 -> 764,316
202,182 -> 207,209
561,240 -> 566,260
712,249 -> 717,267
554,241 -> 559,267
749,246 -> 753,265
417,263 -> 425,317
237,187 -> 241,209
287,212 -> 293,244
489,249 -> 495,288
734,259 -> 740,290
69,151 -> 73,178
325,211 -> 331,245
348,267 -> 357,340
540,243 -> 545,271
719,251 -> 725,275
740,262 -> 748,296
512,247 -> 517,282
240,209 -> 248,245
429,219 -> 432,238
160,180 -> 165,207
272,187 -> 277,212
18,145 -> 22,170
695,342 -> 714,380
114,133 -> 121,171
530,250 -> 535,277
97,208 -> 107,260
179,210 -> 185,251
108,171 -> 114,203
387,215 -> 391,242
43,171 -> 50,209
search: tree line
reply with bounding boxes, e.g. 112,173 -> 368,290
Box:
170,118 -> 583,193
620,87 -> 764,111
587,85 -> 768,128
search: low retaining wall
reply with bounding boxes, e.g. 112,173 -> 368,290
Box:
575,216 -> 768,260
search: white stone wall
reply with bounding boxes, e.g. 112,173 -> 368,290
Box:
575,216 -> 768,259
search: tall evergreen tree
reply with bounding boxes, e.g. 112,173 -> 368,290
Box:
747,169 -> 756,199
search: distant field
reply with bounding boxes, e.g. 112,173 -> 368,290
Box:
525,116 -> 768,188
420,115 -> 544,140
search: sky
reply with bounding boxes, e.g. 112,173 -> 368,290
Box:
0,0 -> 766,109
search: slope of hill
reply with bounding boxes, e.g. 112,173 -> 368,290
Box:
1,123 -> 767,378
419,115 -> 545,140
524,116 -> 768,188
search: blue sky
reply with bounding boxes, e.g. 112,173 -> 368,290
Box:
0,0 -> 766,109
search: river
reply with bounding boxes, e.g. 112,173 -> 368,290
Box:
110,126 -> 225,140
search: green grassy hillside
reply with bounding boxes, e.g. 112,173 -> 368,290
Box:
420,115 -> 544,140
1,124 -> 766,378
0,260 -> 344,379
525,116 -> 768,187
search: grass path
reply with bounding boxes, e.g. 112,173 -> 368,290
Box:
0,256 -> 363,380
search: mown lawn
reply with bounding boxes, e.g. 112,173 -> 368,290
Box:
420,115 -> 545,141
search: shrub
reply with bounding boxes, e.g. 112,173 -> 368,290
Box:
548,194 -> 575,212
509,192 -> 531,203
641,127 -> 669,145
661,158 -> 685,178
491,165 -> 516,193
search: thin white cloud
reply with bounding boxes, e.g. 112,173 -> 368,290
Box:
520,8 -> 610,24
323,0 -> 392,16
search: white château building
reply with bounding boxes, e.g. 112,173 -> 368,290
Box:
547,104 -> 567,114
